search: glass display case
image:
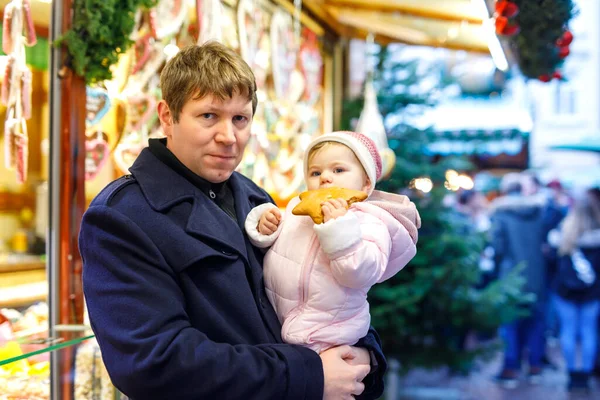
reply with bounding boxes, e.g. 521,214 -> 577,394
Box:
0,326 -> 124,400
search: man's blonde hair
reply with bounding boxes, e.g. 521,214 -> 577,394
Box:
160,41 -> 258,122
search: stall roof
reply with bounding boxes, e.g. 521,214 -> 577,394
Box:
6,0 -> 492,53
302,0 -> 490,52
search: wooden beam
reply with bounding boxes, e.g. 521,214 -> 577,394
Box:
324,0 -> 483,23
327,6 -> 489,52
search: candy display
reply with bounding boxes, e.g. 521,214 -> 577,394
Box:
1,0 -> 37,184
0,304 -> 120,400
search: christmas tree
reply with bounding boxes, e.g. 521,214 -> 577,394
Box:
343,45 -> 532,373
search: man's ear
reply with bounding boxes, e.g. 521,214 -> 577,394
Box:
157,100 -> 173,135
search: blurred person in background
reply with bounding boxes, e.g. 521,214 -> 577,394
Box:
549,187 -> 600,392
490,172 -> 548,388
541,180 -> 570,344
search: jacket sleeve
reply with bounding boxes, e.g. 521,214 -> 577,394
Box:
80,205 -> 323,400
355,327 -> 387,400
490,213 -> 508,267
244,203 -> 283,248
313,211 -> 392,289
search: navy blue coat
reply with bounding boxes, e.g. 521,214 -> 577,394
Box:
79,149 -> 385,399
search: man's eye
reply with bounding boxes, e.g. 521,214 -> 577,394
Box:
200,113 -> 215,119
233,115 -> 248,122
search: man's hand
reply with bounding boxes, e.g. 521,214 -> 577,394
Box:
344,346 -> 370,367
320,345 -> 371,400
257,207 -> 282,235
321,198 -> 348,223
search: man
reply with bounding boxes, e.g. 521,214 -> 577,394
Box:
79,42 -> 386,399
490,173 -> 548,388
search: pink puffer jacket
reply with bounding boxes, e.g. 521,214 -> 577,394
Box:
245,190 -> 420,353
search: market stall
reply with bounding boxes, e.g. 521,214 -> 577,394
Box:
0,0 -> 341,398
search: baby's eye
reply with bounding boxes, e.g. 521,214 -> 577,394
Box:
334,168 -> 345,173
310,171 -> 321,177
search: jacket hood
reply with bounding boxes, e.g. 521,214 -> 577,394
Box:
489,193 -> 546,219
579,229 -> 600,248
364,190 -> 421,244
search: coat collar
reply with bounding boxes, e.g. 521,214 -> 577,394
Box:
129,149 -> 258,260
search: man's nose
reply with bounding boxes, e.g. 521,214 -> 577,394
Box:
216,120 -> 236,145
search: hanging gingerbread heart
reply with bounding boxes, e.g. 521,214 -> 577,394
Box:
132,34 -> 153,75
238,0 -> 264,70
150,0 -> 188,39
113,141 -> 146,175
299,28 -> 323,103
126,93 -> 157,133
125,40 -> 166,93
271,9 -> 298,102
85,131 -> 111,181
199,0 -> 223,44
86,87 -> 112,127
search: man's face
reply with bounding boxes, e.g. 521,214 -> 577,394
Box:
158,93 -> 253,183
306,144 -> 370,192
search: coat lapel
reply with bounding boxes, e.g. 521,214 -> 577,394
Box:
130,149 -> 249,262
185,198 -> 249,263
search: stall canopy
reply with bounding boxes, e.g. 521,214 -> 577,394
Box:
7,0 -> 493,54
302,0 -> 490,52
549,137 -> 600,153
415,97 -> 533,156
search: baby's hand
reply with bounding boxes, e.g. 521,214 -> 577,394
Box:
321,198 -> 348,223
258,207 -> 282,235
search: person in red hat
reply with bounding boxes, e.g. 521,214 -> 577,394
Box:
245,131 -> 421,354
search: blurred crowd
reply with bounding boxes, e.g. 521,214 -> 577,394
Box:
450,172 -> 600,393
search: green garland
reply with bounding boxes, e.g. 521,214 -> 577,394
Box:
55,0 -> 158,84
509,0 -> 577,79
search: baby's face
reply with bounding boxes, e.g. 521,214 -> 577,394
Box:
306,144 -> 370,192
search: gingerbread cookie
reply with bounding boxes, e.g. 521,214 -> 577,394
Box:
292,187 -> 368,224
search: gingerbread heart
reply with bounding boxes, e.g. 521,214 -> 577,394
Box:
300,29 -> 323,103
85,133 -> 110,180
127,93 -> 157,133
151,0 -> 187,39
238,0 -> 265,71
113,141 -> 146,175
199,0 -> 223,44
86,87 -> 111,127
271,9 -> 297,101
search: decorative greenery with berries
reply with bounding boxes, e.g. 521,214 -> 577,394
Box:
55,0 -> 158,84
494,0 -> 577,82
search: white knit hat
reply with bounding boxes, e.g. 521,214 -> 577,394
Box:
304,131 -> 383,195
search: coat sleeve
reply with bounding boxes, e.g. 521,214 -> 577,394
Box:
354,327 -> 387,400
313,211 -> 392,289
245,203 -> 284,248
79,205 -> 323,400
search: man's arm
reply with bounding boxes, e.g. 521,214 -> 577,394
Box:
80,205 -> 323,400
354,327 -> 387,400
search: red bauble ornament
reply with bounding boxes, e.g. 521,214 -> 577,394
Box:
495,16 -> 520,36
556,30 -> 574,47
552,71 -> 563,80
558,46 -> 570,58
538,74 -> 551,82
495,1 -> 519,18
